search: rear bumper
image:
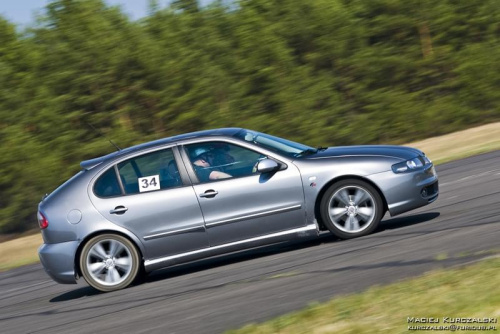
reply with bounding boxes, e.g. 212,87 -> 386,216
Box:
38,240 -> 79,284
368,165 -> 439,216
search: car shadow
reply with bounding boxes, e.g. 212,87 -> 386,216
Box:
50,286 -> 100,302
147,212 -> 440,283
377,212 -> 440,232
145,237 -> 323,284
50,211 -> 440,302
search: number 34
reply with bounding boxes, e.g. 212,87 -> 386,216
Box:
138,175 -> 160,193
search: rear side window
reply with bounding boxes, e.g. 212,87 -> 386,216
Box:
94,168 -> 122,197
117,148 -> 181,195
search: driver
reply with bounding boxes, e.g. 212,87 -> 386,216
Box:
191,148 -> 232,182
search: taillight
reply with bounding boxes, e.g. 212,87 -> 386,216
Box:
38,211 -> 49,229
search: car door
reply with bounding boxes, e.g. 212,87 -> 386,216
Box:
181,140 -> 306,246
89,146 -> 209,260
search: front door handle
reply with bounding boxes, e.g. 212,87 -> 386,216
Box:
199,190 -> 218,198
110,206 -> 128,215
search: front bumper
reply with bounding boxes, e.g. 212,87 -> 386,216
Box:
38,240 -> 79,284
368,165 -> 438,216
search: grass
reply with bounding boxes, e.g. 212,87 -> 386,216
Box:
1,121 -> 500,271
226,257 -> 500,334
406,122 -> 500,165
0,233 -> 42,271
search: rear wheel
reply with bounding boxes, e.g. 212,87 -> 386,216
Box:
80,234 -> 140,292
320,179 -> 384,239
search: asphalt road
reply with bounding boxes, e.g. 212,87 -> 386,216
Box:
1,151 -> 499,334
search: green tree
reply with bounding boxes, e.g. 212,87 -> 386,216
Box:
0,0 -> 499,233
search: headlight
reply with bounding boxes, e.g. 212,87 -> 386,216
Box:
392,157 -> 425,173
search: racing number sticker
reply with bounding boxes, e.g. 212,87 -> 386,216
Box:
138,175 -> 160,192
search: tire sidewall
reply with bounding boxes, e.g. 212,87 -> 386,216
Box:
80,234 -> 140,292
320,179 -> 384,239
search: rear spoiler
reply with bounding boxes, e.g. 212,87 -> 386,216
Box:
80,157 -> 105,170
80,149 -> 124,170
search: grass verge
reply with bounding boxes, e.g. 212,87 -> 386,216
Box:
226,257 -> 500,334
406,122 -> 500,165
0,234 -> 42,272
1,122 -> 500,271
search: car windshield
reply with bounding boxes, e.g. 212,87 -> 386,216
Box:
234,129 -> 316,158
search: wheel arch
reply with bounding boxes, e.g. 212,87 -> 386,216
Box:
74,230 -> 145,278
314,175 -> 388,231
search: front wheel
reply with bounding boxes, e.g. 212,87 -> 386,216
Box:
320,179 -> 384,239
80,234 -> 140,292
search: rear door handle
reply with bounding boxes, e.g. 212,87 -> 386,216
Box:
110,206 -> 128,215
199,190 -> 218,198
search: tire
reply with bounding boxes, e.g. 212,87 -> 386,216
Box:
320,179 -> 384,239
80,234 -> 140,292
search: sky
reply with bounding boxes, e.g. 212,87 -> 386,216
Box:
0,0 -> 212,26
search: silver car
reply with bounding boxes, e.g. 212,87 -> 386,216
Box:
38,128 -> 438,292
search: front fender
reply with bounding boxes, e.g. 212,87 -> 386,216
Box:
293,156 -> 400,225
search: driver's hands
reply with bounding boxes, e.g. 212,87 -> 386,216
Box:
252,162 -> 258,173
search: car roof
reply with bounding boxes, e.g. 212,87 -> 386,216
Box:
80,127 -> 242,170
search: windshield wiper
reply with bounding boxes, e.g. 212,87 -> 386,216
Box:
296,148 -> 318,157
317,146 -> 328,151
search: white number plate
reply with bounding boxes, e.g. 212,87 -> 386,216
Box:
138,175 -> 160,192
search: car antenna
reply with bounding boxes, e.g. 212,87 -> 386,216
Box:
85,120 -> 121,151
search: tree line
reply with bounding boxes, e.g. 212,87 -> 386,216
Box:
0,0 -> 499,233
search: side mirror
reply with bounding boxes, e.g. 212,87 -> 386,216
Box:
257,159 -> 279,173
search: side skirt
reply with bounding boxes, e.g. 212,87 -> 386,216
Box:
144,224 -> 318,272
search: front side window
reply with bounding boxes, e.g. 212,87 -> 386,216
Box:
94,168 -> 122,197
185,142 -> 264,183
117,148 -> 181,195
